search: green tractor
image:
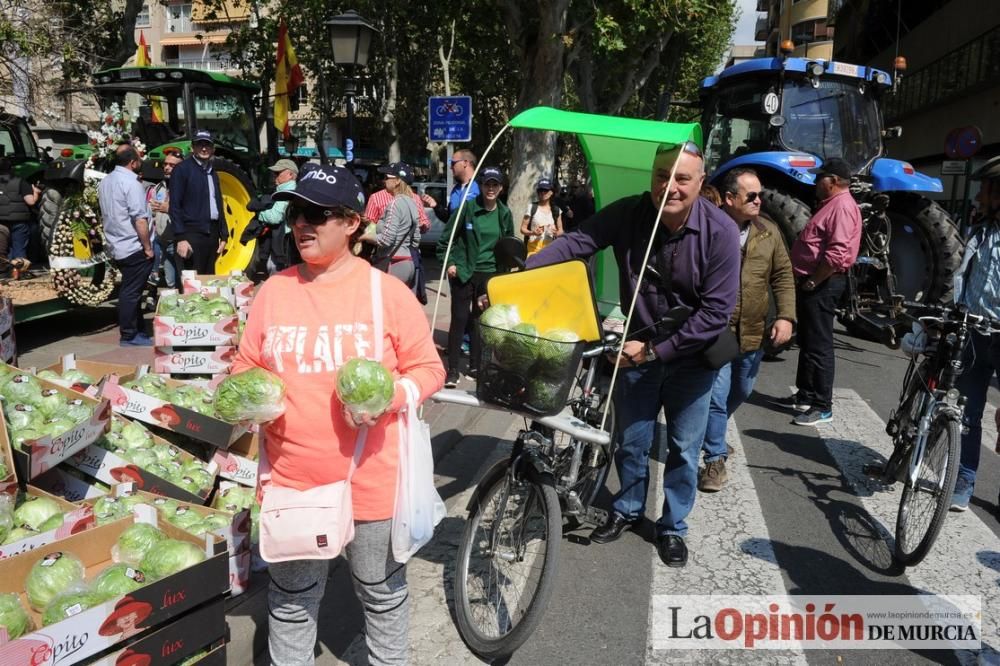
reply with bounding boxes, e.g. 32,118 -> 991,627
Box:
0,111 -> 47,183
41,67 -> 265,274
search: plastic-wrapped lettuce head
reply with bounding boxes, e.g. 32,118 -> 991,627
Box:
153,445 -> 183,465
3,526 -> 38,545
127,449 -> 158,470
123,374 -> 170,400
140,539 -> 206,578
4,403 -> 43,430
14,496 -> 63,531
0,591 -> 32,639
10,427 -> 44,450
150,497 -> 179,515
201,513 -> 230,531
213,368 -> 286,424
536,329 -> 581,378
112,523 -> 166,566
157,292 -> 182,316
64,399 -> 93,423
93,496 -> 129,523
211,485 -> 254,513
61,369 -> 96,386
35,370 -> 63,384
42,589 -> 104,627
36,389 -> 67,419
526,377 -> 565,413
169,385 -> 207,410
25,551 -> 86,611
498,323 -> 539,375
1,374 -> 42,406
165,506 -> 203,531
336,358 -> 394,419
0,495 -> 12,544
92,563 -> 148,600
118,422 -> 153,450
42,417 -> 77,438
479,304 -> 521,348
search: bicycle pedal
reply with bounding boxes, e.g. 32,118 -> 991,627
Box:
582,506 -> 608,528
861,463 -> 886,479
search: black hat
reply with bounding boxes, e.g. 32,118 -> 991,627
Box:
479,166 -> 503,183
273,164 -> 366,212
192,129 -> 214,145
377,162 -> 415,185
808,157 -> 852,181
536,178 -> 554,191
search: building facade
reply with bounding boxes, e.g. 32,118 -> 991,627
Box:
758,0 -> 834,60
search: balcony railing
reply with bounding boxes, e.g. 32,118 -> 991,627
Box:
755,16 -> 770,42
164,58 -> 232,72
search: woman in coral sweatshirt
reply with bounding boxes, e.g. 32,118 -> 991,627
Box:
232,164 -> 445,666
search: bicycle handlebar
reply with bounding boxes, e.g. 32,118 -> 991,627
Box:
900,301 -> 1000,335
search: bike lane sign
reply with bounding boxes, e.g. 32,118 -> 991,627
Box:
428,96 -> 472,142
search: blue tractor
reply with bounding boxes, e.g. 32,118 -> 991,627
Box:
699,56 -> 963,341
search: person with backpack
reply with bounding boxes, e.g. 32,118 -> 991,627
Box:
521,178 -> 562,257
361,162 -> 421,289
0,157 -> 40,276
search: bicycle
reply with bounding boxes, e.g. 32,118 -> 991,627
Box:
433,331 -> 620,660
864,302 -> 999,566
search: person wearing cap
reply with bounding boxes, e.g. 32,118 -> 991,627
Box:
948,155 -> 1000,512
255,158 -> 299,273
359,162 -> 422,289
232,163 -> 445,665
167,129 -> 227,275
365,162 -> 432,301
526,142 -> 740,568
521,177 -> 563,257
436,166 -> 514,387
770,157 -> 861,426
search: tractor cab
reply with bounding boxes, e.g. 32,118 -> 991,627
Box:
0,112 -> 45,180
700,58 -> 891,178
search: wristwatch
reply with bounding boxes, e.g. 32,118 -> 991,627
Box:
644,342 -> 658,363
803,278 -> 817,290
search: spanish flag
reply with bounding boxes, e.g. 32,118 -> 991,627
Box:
135,31 -> 151,67
274,20 -> 305,139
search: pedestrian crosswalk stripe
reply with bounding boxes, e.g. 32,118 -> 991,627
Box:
646,418 -> 808,664
816,388 -> 1000,663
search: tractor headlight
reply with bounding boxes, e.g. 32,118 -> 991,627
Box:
154,72 -> 167,80
809,62 -> 824,77
169,71 -> 183,80
875,72 -> 891,85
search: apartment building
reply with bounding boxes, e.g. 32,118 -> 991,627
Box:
757,0 -> 834,60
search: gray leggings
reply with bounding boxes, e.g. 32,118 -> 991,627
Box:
267,519 -> 409,666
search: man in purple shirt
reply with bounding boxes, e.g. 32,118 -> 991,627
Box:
526,142 -> 740,567
771,157 -> 861,425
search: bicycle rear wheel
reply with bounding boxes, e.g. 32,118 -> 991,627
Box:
894,416 -> 960,566
454,461 -> 562,660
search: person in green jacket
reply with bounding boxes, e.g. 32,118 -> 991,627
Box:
436,166 -> 514,387
258,159 -> 299,273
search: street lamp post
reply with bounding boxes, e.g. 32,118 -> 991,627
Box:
326,10 -> 378,164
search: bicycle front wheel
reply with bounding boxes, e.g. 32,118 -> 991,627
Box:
894,416 -> 961,566
454,461 -> 562,660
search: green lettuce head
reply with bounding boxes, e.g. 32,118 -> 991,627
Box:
113,523 -> 166,566
41,589 -> 104,627
213,368 -> 286,423
498,323 -> 539,375
3,526 -> 38,545
4,403 -> 42,430
1,374 -> 42,406
61,369 -> 96,386
336,358 -> 394,419
479,304 -> 521,348
536,329 -> 580,377
140,539 -> 206,578
92,563 -> 148,600
38,389 -> 67,419
14,496 -> 63,531
25,551 -> 86,611
0,592 -> 32,639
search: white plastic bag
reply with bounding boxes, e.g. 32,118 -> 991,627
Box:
391,379 -> 446,563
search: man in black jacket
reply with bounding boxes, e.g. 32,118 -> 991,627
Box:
169,130 -> 226,275
0,157 -> 40,273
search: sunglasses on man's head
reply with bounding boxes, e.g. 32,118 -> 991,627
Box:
655,140 -> 703,158
451,158 -> 468,166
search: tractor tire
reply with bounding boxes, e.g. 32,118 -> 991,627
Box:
759,189 -> 812,247
38,185 -> 74,255
214,157 -> 257,275
886,194 -> 963,304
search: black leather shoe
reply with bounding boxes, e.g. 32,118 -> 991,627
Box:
657,535 -> 688,567
590,513 -> 640,544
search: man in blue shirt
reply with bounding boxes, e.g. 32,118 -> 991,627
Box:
527,142 -> 740,567
950,155 -> 1000,511
422,149 -> 480,221
98,146 -> 154,346
168,130 -> 226,275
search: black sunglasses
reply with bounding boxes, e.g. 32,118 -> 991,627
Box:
287,203 -> 340,225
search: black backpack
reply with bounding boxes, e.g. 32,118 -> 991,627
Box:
528,202 -> 560,226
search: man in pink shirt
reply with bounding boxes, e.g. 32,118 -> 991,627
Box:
771,158 -> 861,425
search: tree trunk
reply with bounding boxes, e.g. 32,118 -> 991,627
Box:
384,58 -> 400,162
426,21 -> 456,182
502,0 -> 570,223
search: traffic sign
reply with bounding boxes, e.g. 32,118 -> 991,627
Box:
945,126 -> 982,160
428,96 -> 472,142
941,160 -> 966,175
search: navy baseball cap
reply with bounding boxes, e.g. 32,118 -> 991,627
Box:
273,164 -> 366,213
192,130 -> 214,144
479,167 -> 504,184
536,178 -> 553,191
377,162 -> 415,185
808,157 -> 852,181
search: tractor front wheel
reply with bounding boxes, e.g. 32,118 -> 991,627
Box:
214,157 -> 257,275
38,185 -> 76,255
886,194 -> 963,304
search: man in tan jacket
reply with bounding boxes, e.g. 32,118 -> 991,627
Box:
699,167 -> 796,491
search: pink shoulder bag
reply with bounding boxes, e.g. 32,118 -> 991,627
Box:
258,268 -> 386,563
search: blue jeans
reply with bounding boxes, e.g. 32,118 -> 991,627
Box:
611,357 -> 716,537
703,349 -> 763,463
158,242 -> 177,288
8,222 -> 29,260
956,331 -> 1000,488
